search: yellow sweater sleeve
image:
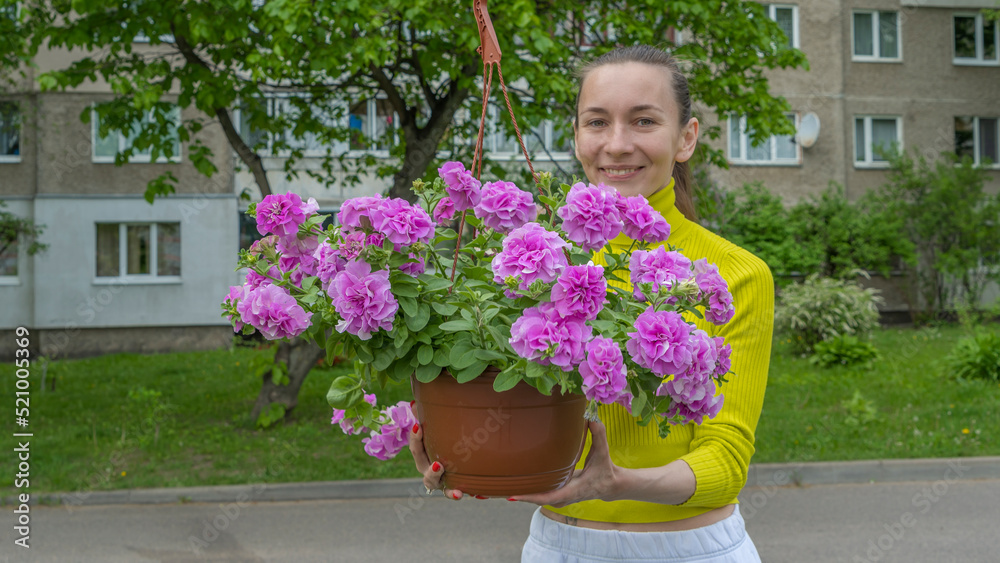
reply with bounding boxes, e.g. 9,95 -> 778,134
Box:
678,248 -> 774,508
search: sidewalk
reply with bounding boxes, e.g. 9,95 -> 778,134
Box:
2,457 -> 998,562
23,455 -> 1000,507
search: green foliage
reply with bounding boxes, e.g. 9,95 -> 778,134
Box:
697,179 -> 911,284
840,389 -> 877,427
946,330 -> 1000,383
0,200 -> 47,259
810,335 -> 879,369
788,184 -> 914,279
776,275 -> 883,355
123,386 -> 171,448
255,402 -> 287,429
15,0 -> 806,200
875,151 -> 1000,320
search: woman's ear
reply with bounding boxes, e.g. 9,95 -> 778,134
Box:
674,117 -> 700,163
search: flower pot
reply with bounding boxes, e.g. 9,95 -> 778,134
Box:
411,368 -> 588,497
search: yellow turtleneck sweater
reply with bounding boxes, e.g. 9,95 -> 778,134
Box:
547,179 -> 774,524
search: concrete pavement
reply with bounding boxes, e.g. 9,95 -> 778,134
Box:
2,457 -> 999,562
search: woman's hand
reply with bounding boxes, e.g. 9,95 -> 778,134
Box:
408,423 -> 465,500
509,419 -> 620,508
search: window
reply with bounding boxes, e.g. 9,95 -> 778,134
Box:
766,4 -> 799,49
0,238 -> 16,278
95,223 -> 181,279
348,98 -> 397,153
854,116 -> 901,167
0,101 -> 20,163
92,106 -> 181,163
956,116 -> 999,167
484,105 -> 572,160
853,11 -> 900,61
728,114 -> 799,165
954,13 -> 998,65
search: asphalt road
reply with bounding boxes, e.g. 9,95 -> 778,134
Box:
2,477 -> 999,562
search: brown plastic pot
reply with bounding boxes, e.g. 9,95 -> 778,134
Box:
411,368 -> 588,497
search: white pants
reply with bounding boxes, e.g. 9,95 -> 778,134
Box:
521,505 -> 761,562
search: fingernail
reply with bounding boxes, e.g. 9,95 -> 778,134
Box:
475,495 -> 487,499
507,497 -> 517,502
431,461 -> 441,472
412,423 -> 419,433
451,491 -> 461,500
410,400 -> 416,406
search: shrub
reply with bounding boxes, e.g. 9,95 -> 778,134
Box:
946,330 -> 1000,382
776,275 -> 883,355
810,335 -> 879,368
841,389 -> 878,427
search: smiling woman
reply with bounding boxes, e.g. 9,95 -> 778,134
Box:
513,45 -> 774,563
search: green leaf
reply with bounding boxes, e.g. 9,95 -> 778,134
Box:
525,361 -> 546,380
355,345 -> 374,364
454,360 -> 488,383
450,341 -> 478,369
414,362 -> 440,383
433,346 -> 452,367
432,302 -> 459,316
439,319 -> 475,332
398,296 -> 419,317
392,282 -> 420,297
405,303 -> 430,332
326,376 -> 362,410
372,347 -> 395,372
492,369 -> 523,392
474,348 -> 507,362
417,344 -> 434,365
419,275 -> 453,292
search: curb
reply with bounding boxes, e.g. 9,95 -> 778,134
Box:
15,456 -> 1000,508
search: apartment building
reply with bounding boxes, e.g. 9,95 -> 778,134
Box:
705,0 -> 999,203
0,44 -> 240,358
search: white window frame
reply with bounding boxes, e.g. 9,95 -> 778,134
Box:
956,116 -> 1000,168
94,222 -> 182,284
483,105 -> 573,162
852,10 -> 902,62
91,105 -> 182,164
854,115 -> 902,168
0,101 -> 21,164
953,12 -> 999,66
728,113 -> 801,166
346,97 -> 399,158
766,4 -> 800,49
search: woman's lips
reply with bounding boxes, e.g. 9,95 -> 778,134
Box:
600,167 -> 643,181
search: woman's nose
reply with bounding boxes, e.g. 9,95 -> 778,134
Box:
605,124 -> 634,155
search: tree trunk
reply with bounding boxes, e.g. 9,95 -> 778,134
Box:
251,339 -> 325,422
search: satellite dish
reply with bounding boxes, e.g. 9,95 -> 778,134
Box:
796,112 -> 820,148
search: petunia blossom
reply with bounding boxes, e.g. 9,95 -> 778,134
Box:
491,222 -> 570,294
256,193 -> 318,239
630,246 -> 693,302
362,401 -> 417,460
550,265 -> 607,321
337,195 -> 384,230
693,258 -> 735,325
368,198 -> 435,247
509,302 -> 591,371
579,336 -> 628,403
617,195 -> 671,242
236,283 -> 313,340
331,260 -> 398,340
626,308 -> 693,376
433,196 -> 457,223
438,161 -> 482,211
557,182 -> 624,251
474,181 -> 538,233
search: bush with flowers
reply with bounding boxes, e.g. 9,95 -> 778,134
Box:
222,162 -> 736,461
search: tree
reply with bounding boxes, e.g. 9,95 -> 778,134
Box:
0,200 -> 47,266
18,0 -> 807,424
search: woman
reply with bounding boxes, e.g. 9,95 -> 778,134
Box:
410,45 -> 773,562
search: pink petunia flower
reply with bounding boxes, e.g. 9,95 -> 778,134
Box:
557,182 -> 624,252
579,336 -> 628,403
256,193 -> 318,239
693,259 -> 735,325
617,195 -> 671,242
331,260 -> 398,340
625,308 -> 693,376
236,283 -> 313,340
491,223 -> 570,294
550,265 -> 607,321
509,302 -> 591,371
474,181 -> 538,233
630,247 -> 693,302
438,161 -> 482,212
368,198 -> 435,247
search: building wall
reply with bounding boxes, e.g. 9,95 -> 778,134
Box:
25,196 -> 238,330
0,198 -> 35,327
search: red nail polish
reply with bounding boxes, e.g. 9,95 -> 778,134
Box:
507,497 -> 517,502
475,495 -> 487,499
412,423 -> 419,433
431,461 -> 441,472
451,491 -> 461,500
410,400 -> 416,406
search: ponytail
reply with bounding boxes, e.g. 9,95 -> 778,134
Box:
672,161 -> 698,223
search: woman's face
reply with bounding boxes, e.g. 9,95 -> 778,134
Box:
574,62 -> 699,199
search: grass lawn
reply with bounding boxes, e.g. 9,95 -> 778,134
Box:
2,323 -> 997,496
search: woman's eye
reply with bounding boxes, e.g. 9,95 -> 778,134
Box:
637,118 -> 655,126
587,119 -> 606,127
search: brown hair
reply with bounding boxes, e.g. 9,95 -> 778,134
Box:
574,45 -> 698,223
